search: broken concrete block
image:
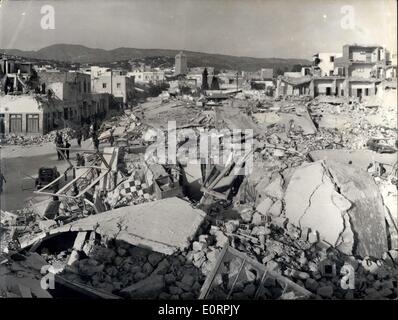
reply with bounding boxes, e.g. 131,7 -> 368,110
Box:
271,216 -> 287,229
308,231 -> 319,244
300,227 -> 309,241
214,231 -> 229,248
262,253 -> 275,264
38,220 -> 57,232
193,251 -> 205,262
256,197 -> 273,215
121,274 -> 165,298
62,197 -> 207,255
264,174 -> 284,200
252,212 -> 263,225
225,220 -> 239,233
198,234 -> 210,244
192,241 -> 207,252
67,250 -> 80,266
72,232 -> 88,251
326,160 -> 389,258
268,200 -> 282,217
206,249 -> 219,264
241,210 -> 253,223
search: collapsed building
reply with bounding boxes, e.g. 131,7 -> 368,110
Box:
0,42 -> 397,300
1,84 -> 397,300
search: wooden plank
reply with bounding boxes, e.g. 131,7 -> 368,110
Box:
198,244 -> 229,299
54,275 -> 121,299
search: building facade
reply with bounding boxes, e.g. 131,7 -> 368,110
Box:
0,94 -> 63,136
313,52 -> 343,76
128,69 -> 165,84
90,68 -> 135,106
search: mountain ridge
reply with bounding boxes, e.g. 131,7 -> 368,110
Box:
1,44 -> 311,71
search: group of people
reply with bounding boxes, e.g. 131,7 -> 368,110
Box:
55,115 -> 117,161
55,132 -> 71,160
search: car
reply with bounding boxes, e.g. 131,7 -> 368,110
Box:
366,138 -> 397,154
35,167 -> 60,190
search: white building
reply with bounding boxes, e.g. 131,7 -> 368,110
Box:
89,67 -> 135,105
316,52 -> 343,76
128,69 -> 165,84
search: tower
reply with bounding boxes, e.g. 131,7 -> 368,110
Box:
174,51 -> 187,75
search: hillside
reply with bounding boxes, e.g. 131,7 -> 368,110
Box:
1,44 -> 311,72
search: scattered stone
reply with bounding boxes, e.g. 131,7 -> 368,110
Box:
142,262 -> 154,274
165,273 -> 176,284
192,241 -> 207,252
148,252 -> 163,266
305,278 -> 319,292
121,274 -> 165,298
317,285 -> 333,298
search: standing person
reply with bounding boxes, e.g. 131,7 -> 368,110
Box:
93,136 -> 100,151
65,140 -> 71,160
0,170 -> 6,195
83,123 -> 89,140
55,132 -> 61,160
109,130 -> 114,147
76,128 -> 82,147
57,133 -> 64,160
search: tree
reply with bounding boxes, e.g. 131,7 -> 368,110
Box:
201,68 -> 209,91
291,64 -> 302,72
210,76 -> 220,90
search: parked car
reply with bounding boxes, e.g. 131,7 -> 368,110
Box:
35,167 -> 60,190
366,138 -> 397,154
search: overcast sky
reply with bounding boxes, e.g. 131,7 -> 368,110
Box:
0,0 -> 396,59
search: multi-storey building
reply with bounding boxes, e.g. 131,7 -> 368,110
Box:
89,67 -> 135,107
128,68 -> 165,84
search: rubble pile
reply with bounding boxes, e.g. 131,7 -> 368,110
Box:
1,127 -> 75,146
50,239 -> 205,299
1,88 -> 397,300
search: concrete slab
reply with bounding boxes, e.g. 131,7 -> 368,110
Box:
53,197 -> 206,255
284,161 -> 350,247
325,160 -> 388,258
309,149 -> 397,172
